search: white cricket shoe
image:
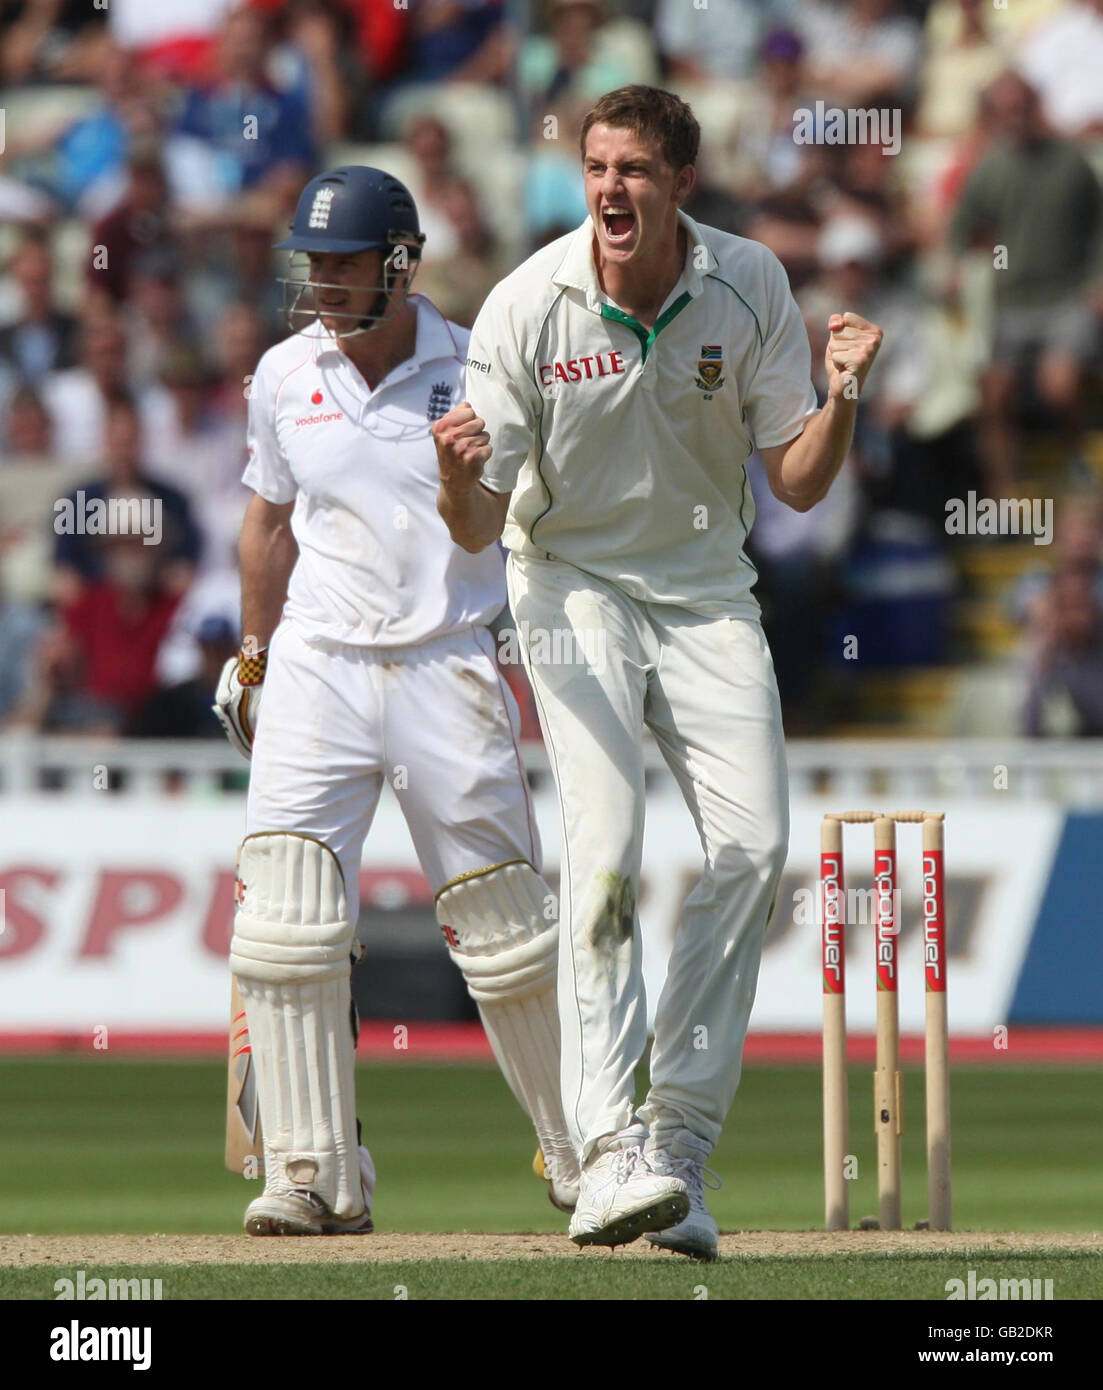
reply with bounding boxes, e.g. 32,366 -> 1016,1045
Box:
568,1138 -> 689,1248
245,1143 -> 376,1237
644,1129 -> 720,1261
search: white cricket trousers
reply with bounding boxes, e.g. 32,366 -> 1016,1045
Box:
246,619 -> 540,915
508,555 -> 789,1160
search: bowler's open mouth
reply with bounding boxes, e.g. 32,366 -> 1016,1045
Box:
602,206 -> 636,243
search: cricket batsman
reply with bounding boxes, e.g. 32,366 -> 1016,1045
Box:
214,165 -> 580,1235
433,87 -> 882,1257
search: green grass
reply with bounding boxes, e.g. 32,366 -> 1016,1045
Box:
3,1059 -> 1102,1236
3,1253 -> 1102,1301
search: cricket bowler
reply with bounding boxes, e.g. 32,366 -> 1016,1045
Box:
214,165 -> 580,1235
433,87 -> 882,1257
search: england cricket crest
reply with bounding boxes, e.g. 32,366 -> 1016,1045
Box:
308,186 -> 335,229
426,381 -> 454,421
694,344 -> 725,394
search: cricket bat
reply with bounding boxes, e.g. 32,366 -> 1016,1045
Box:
225,975 -> 264,1175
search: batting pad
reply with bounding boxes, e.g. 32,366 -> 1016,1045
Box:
230,832 -> 352,983
231,833 -> 362,1218
437,862 -> 576,1178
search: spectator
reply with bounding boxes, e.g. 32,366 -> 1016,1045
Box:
518,0 -> 656,136
131,613 -> 239,738
211,302 -> 268,428
726,27 -> 815,199
412,177 -> 511,326
126,252 -> 201,392
916,0 -> 1008,140
0,386 -> 85,604
1018,0 -> 1103,140
53,393 -> 200,601
168,6 -> 315,222
800,216 -> 929,502
154,565 -> 242,688
108,0 -> 236,83
351,0 -> 410,85
31,531 -> 182,733
5,33 -> 160,218
252,0 -> 408,136
0,232 -> 79,390
1,384 -> 54,460
402,116 -> 465,260
0,580 -> 44,726
1022,565 -> 1103,737
798,0 -> 921,106
269,0 -> 360,144
403,0 -> 513,86
747,449 -> 859,731
1012,495 -> 1103,627
2,0 -> 109,85
142,348 -> 249,575
40,317 -> 133,466
655,0 -> 796,81
949,72 -> 1101,495
85,150 -> 173,307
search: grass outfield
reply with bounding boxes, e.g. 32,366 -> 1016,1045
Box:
2,1252 -> 1101,1300
2,1058 -> 1101,1236
1,1058 -> 1100,1299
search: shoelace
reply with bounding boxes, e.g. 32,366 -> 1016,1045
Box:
613,1145 -> 646,1186
652,1155 -> 722,1205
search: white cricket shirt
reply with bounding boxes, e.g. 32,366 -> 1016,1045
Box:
243,295 -> 505,646
465,210 -> 818,616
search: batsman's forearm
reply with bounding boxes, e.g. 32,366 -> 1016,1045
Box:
239,514 -> 298,649
775,395 -> 857,511
437,481 -> 506,553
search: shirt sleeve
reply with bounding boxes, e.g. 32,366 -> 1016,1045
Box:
743,252 -> 819,450
948,159 -> 993,254
463,288 -> 541,495
242,356 -> 297,504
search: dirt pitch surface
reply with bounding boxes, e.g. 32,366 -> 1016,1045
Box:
2,1232 -> 1098,1267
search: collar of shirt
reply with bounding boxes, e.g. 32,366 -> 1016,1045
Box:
550,208 -> 716,316
307,295 -> 459,394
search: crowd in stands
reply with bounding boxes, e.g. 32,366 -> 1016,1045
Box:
0,0 -> 1100,740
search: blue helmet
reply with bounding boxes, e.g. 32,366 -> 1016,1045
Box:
275,165 -> 425,257
276,166 -> 426,337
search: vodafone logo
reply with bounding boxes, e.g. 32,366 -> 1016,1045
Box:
311,390 -> 323,404
295,411 -> 344,426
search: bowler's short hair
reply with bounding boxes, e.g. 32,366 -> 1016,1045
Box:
579,86 -> 700,172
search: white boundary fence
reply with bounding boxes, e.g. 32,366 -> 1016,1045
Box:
1,735 -> 1102,806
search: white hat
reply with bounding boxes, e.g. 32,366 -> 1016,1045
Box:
818,215 -> 883,269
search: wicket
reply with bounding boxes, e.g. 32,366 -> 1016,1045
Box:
820,811 -> 951,1232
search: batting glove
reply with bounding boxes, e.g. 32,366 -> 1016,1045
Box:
213,646 -> 267,760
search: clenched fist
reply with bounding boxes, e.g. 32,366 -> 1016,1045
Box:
825,312 -> 883,402
432,402 -> 492,495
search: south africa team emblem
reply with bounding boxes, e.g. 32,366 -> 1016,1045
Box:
694,344 -> 725,393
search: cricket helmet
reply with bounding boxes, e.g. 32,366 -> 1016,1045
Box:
275,166 -> 426,337
275,165 -> 424,257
